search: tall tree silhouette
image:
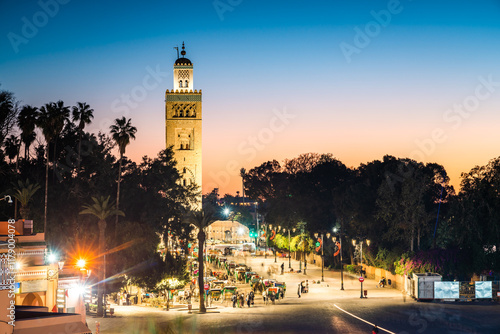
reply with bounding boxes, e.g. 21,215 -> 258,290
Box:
80,196 -> 124,317
110,117 -> 137,230
37,100 -> 69,235
17,105 -> 38,160
72,102 -> 94,177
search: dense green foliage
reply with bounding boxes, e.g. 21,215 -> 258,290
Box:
2,86 -> 499,285
244,153 -> 500,279
0,88 -> 198,292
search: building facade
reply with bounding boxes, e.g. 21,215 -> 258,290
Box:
165,42 -> 202,196
206,220 -> 250,244
0,220 -> 58,310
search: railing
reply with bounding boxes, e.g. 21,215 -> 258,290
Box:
16,269 -> 47,277
17,250 -> 46,257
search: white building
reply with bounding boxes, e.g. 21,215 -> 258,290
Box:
206,220 -> 249,244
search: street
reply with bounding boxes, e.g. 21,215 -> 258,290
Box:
86,254 -> 500,334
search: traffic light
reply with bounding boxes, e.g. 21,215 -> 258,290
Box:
315,238 -> 322,253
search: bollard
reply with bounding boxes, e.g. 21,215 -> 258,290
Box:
188,303 -> 192,314
95,321 -> 100,334
364,290 -> 368,298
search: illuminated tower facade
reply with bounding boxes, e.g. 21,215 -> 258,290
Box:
165,43 -> 202,196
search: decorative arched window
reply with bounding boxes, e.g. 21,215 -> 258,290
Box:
179,80 -> 183,88
185,80 -> 189,87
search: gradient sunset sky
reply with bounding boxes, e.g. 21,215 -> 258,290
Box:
2,0 -> 500,194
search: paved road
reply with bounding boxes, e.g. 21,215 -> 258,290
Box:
86,254 -> 500,333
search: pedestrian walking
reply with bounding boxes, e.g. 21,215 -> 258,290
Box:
372,325 -> 379,334
246,293 -> 251,307
281,263 -> 284,275
239,292 -> 244,307
297,283 -> 302,298
232,293 -> 237,308
263,290 -> 267,304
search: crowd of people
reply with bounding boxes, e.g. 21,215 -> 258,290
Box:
231,291 -> 255,308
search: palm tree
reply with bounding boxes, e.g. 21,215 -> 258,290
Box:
72,102 -> 94,177
80,196 -> 124,317
4,135 -> 20,164
240,167 -> 246,204
17,105 -> 38,160
37,101 -> 70,234
50,100 -> 70,170
12,179 -> 40,219
109,117 -> 137,228
184,203 -> 219,313
0,88 -> 18,145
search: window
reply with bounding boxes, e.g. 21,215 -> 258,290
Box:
179,80 -> 183,88
185,80 -> 189,87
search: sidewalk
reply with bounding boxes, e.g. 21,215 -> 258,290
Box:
236,253 -> 405,300
85,254 -> 407,333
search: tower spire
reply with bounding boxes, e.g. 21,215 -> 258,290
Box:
181,42 -> 186,57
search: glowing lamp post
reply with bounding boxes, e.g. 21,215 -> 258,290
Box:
352,238 -> 370,298
288,228 -> 296,269
268,224 -> 272,260
314,232 -> 330,282
1,195 -> 13,203
76,259 -> 91,321
332,227 -> 344,290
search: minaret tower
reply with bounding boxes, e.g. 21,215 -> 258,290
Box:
165,42 -> 202,198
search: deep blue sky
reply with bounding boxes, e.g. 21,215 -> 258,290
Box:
2,0 -> 500,193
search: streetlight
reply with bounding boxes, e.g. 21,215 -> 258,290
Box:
273,226 -> 280,263
287,228 -> 295,269
1,195 -> 13,203
314,232 -> 330,282
332,227 -> 344,290
254,202 -> 260,250
264,224 -> 268,259
352,238 -> 370,298
76,258 -> 91,321
268,224 -> 272,259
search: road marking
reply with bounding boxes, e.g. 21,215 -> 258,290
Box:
333,304 -> 396,334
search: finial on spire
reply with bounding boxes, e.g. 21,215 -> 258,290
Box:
181,41 -> 186,57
